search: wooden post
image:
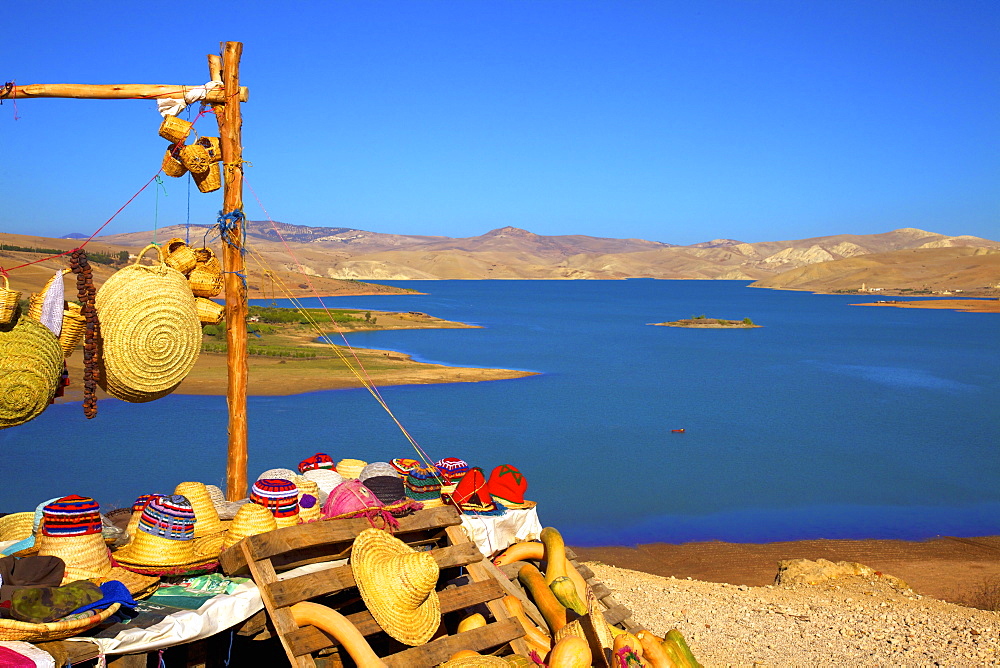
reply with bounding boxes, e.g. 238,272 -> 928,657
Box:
215,41 -> 249,502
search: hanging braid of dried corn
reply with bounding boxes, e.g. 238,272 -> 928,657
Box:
70,249 -> 99,418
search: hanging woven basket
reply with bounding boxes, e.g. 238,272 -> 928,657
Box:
159,238 -> 198,275
95,245 -> 201,403
0,314 -> 63,430
162,144 -> 188,178
179,144 -> 211,174
0,274 -> 20,325
193,162 -> 221,194
59,302 -> 87,357
27,269 -> 69,321
195,136 -> 222,163
194,297 -> 224,325
188,248 -> 224,298
158,115 -> 193,144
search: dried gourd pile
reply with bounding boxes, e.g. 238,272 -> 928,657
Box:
456,527 -> 702,668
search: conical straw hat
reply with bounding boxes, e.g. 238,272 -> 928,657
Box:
205,484 -> 247,520
174,482 -> 224,537
351,528 -> 440,646
293,477 -> 323,523
222,503 -> 276,551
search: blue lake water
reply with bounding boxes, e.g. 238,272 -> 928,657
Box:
3,280 -> 998,546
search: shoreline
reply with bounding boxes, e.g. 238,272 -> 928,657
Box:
851,298 -> 1000,313
573,534 -> 1000,604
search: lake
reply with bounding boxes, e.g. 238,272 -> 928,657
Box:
2,280 -> 998,546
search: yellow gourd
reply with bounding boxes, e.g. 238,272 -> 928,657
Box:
493,541 -> 544,566
502,594 -> 553,650
518,563 -> 569,633
548,635 -> 591,668
457,613 -> 487,633
540,527 -> 568,584
289,602 -> 387,668
550,576 -> 588,615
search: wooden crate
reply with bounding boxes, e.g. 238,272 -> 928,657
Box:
221,506 -> 530,667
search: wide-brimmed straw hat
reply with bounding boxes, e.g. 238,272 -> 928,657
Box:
221,503 -> 276,551
336,459 -> 367,480
438,656 -> 510,667
112,495 -> 221,577
0,513 -> 34,543
34,496 -> 158,594
250,479 -> 300,529
205,484 -> 248,521
351,528 -> 441,646
302,469 -> 344,505
486,465 -> 537,510
174,482 -> 225,537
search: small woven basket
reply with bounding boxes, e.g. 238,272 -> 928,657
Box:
162,144 -> 188,178
194,297 -> 224,325
95,244 -> 201,403
188,248 -> 223,298
159,238 -> 198,275
0,315 -> 63,429
0,603 -> 120,643
0,275 -> 21,325
179,144 -> 211,174
196,136 -> 222,163
158,115 -> 192,144
193,162 -> 221,194
58,302 -> 87,357
27,269 -> 69,321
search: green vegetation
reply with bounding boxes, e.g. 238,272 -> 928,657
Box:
248,304 -> 370,326
0,245 -> 127,266
743,317 -> 754,326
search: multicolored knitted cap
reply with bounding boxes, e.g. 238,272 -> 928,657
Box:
137,495 -> 196,541
251,479 -> 300,519
298,453 -> 335,473
449,468 -> 506,517
404,466 -> 443,501
390,458 -> 421,474
358,462 -> 398,482
41,495 -> 103,537
434,458 -> 470,483
132,494 -> 161,514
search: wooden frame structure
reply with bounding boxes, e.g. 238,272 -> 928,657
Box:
5,42 -> 251,501
220,506 -> 531,667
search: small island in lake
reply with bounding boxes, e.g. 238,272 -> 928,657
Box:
653,315 -> 761,328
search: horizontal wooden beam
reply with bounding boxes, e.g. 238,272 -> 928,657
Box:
4,83 -> 249,103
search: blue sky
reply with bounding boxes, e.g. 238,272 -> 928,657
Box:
1,0 -> 997,245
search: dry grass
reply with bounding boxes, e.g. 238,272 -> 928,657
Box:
956,575 -> 1000,612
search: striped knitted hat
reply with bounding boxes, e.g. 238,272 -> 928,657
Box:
251,479 -> 300,519
40,495 -> 103,537
390,458 -> 421,474
298,453 -> 335,474
404,467 -> 444,507
132,494 -> 160,514
434,458 -> 470,483
137,495 -> 195,541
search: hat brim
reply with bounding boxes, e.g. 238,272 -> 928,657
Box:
112,530 -> 224,576
351,529 -> 440,646
495,497 -> 537,510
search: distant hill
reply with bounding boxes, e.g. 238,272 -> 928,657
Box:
61,232 -> 88,239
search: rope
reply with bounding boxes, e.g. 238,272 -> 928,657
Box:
217,209 -> 246,254
0,81 -> 19,120
153,175 -> 167,245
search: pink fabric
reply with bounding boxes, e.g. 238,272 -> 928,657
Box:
321,480 -> 399,529
0,645 -> 36,668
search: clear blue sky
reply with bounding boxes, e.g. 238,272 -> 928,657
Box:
2,1 -> 997,245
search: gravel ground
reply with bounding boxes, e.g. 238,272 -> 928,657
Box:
587,562 -> 1000,667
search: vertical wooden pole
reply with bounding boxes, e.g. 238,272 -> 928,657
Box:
216,41 -> 249,501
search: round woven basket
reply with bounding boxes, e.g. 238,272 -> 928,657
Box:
0,274 -> 21,325
188,248 -> 223,298
179,144 -> 211,175
0,603 -> 120,643
95,245 -> 201,403
158,115 -> 192,144
59,302 -> 86,356
194,162 -> 221,194
159,238 -> 198,275
0,315 -> 63,429
162,144 -> 188,178
195,136 -> 222,163
195,297 -> 224,325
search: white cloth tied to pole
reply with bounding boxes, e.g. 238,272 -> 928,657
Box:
39,271 -> 64,337
157,81 -> 223,118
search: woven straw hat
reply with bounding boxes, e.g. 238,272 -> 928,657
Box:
257,468 -> 297,482
292,476 -> 322,523
222,502 -> 276,550
438,656 -> 510,667
0,513 -> 34,542
250,479 -> 300,529
302,469 -> 344,503
351,528 -> 440,646
205,484 -> 248,521
112,495 -> 221,576
95,245 -> 201,403
174,482 -> 224,537
0,314 -> 63,429
336,459 -> 367,480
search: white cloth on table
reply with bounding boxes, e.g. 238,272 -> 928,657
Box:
459,507 -> 542,557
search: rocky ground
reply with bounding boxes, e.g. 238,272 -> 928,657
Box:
588,562 -> 1000,667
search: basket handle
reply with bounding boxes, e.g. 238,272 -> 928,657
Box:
0,273 -> 7,290
134,244 -> 163,266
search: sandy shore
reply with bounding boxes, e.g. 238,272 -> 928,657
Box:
573,535 -> 1000,604
853,298 -> 1000,313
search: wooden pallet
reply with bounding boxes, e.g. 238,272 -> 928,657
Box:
220,506 -> 530,667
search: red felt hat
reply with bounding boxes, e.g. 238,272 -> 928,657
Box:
487,465 -> 536,510
447,468 -> 505,516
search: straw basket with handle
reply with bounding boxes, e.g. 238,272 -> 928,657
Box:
188,248 -> 224,298
162,144 -> 188,178
159,238 -> 198,275
194,297 -> 224,325
0,274 -> 20,325
27,269 -> 69,321
194,162 -> 221,194
0,314 -> 63,429
95,244 -> 201,403
195,136 -> 222,162
58,302 -> 87,356
0,603 -> 120,643
158,115 -> 192,144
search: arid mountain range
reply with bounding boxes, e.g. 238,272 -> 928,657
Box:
2,224 -> 998,296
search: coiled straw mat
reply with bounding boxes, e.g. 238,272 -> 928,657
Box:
351,528 -> 441,646
95,244 -> 201,403
0,314 -> 63,429
0,603 -> 121,643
